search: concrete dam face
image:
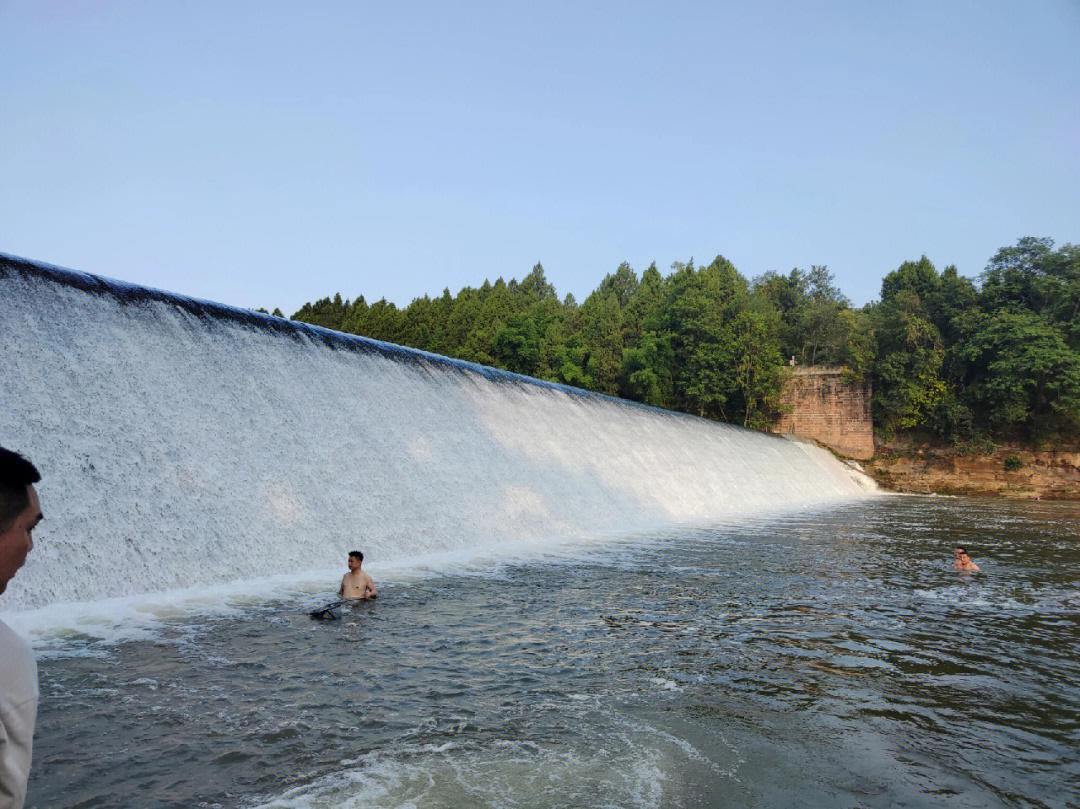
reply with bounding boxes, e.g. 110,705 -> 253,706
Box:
0,254 -> 875,613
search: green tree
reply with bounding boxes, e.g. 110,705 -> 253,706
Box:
665,257 -> 746,419
620,332 -> 674,407
581,291 -> 624,395
531,296 -> 572,380
982,237 -> 1080,347
291,292 -> 349,331
339,296 -> 369,335
552,332 -> 592,387
623,263 -> 667,348
959,310 -> 1080,440
360,299 -> 403,344
872,259 -> 948,435
494,312 -> 540,376
752,265 -> 867,371
518,263 -> 557,304
732,302 -> 786,428
595,262 -> 639,309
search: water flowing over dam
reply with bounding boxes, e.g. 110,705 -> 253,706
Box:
0,253 -> 874,613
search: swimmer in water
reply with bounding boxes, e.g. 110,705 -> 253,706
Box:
339,550 -> 378,600
954,546 -> 981,572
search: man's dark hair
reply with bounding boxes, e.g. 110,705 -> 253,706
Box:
956,546 -> 967,554
0,447 -> 40,531
349,550 -> 363,563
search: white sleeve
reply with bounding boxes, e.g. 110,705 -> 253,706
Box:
0,622 -> 38,809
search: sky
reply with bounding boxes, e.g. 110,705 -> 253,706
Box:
2,1 -> 1078,314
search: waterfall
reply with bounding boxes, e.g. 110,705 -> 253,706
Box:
0,253 -> 875,612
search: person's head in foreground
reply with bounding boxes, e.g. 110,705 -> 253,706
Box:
0,447 -> 42,595
347,550 -> 363,571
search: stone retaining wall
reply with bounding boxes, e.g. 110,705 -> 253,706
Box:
770,367 -> 874,460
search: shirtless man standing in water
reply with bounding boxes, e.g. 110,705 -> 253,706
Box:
954,546 -> 981,572
339,551 -> 377,600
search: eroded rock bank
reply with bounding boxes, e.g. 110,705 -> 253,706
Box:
864,443 -> 1080,500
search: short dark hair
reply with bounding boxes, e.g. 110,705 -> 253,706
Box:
955,546 -> 967,554
0,447 -> 41,532
349,550 -> 363,563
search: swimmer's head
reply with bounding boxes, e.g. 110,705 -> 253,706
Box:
955,546 -> 966,557
348,550 -> 363,570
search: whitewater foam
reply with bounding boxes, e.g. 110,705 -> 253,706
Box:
1,253 -> 876,615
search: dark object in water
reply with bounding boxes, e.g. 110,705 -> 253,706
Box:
309,600 -> 344,620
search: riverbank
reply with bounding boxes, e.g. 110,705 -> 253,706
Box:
863,441 -> 1080,500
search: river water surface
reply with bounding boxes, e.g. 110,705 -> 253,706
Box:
21,495 -> 1080,808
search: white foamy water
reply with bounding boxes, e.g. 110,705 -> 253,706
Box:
251,701 -> 737,809
1,254 -> 875,620
2,527 -> 646,643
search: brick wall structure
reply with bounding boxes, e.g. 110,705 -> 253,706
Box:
770,366 -> 874,460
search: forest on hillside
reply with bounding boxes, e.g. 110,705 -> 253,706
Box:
266,237 -> 1080,448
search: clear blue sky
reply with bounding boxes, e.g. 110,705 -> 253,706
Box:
2,1 -> 1078,314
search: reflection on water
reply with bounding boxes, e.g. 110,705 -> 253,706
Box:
26,496 -> 1080,808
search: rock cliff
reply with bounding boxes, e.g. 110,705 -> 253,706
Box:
866,445 -> 1080,499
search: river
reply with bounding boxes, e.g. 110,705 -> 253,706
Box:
17,494 -> 1079,808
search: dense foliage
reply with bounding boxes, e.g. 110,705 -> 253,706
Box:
279,237 -> 1079,446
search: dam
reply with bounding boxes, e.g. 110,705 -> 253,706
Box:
1,252 -> 872,614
